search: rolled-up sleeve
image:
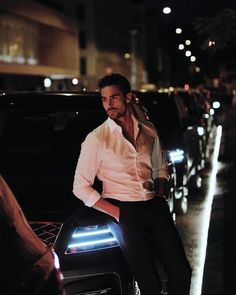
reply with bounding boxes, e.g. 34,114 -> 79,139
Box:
73,132 -> 102,207
151,134 -> 169,180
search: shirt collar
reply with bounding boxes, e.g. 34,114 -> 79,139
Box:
106,115 -> 140,133
106,117 -> 122,132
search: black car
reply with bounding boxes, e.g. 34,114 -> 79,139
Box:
0,91 -> 176,294
174,89 -> 210,170
132,90 -> 205,214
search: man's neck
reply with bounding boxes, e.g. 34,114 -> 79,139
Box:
115,108 -> 133,131
115,110 -> 136,146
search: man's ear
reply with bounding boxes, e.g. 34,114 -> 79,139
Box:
126,92 -> 132,103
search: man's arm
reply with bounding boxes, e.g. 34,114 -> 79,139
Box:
73,133 -> 103,206
92,198 -> 120,222
73,132 -> 120,221
151,134 -> 169,180
154,177 -> 168,199
151,133 -> 169,199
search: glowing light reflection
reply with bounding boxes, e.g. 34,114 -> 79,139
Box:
191,125 -> 222,295
68,237 -> 116,248
72,229 -> 110,238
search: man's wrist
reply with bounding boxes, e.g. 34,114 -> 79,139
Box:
154,177 -> 168,197
110,205 -> 120,222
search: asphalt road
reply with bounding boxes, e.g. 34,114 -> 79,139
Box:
218,98 -> 236,295
176,107 -> 229,295
176,97 -> 236,295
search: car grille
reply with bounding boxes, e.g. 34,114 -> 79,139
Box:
30,222 -> 62,247
63,272 -> 123,295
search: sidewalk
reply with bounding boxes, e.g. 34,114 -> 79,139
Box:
202,99 -> 236,295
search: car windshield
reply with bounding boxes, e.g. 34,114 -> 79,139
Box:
176,91 -> 202,124
0,93 -> 105,221
134,91 -> 183,149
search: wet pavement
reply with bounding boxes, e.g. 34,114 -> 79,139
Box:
176,98 -> 236,295
176,123 -> 222,295
202,98 -> 236,295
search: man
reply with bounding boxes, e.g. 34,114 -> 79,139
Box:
73,73 -> 191,295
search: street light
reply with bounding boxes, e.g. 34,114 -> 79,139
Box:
44,78 -> 51,88
178,44 -> 185,50
185,50 -> 191,57
162,7 -> 171,14
124,53 -> 131,59
72,78 -> 79,85
175,28 -> 182,34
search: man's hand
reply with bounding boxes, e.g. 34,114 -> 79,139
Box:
154,177 -> 168,199
92,198 -> 120,222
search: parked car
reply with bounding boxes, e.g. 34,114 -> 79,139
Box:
0,91 -> 176,294
207,86 -> 226,126
174,88 -> 208,170
132,90 -> 205,214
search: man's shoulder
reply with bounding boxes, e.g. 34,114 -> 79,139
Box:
139,120 -> 157,135
90,119 -> 110,139
139,120 -> 155,129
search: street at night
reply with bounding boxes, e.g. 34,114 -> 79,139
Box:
176,98 -> 236,295
177,124 -> 223,295
1,1 -> 236,295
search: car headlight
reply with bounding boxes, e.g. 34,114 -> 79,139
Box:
197,126 -> 205,136
65,224 -> 118,254
210,108 -> 215,115
169,149 -> 184,163
212,101 -> 221,109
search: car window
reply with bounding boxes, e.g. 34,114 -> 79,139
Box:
176,91 -> 202,125
133,91 -> 183,149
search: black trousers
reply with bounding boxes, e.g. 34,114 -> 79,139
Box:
106,197 -> 192,295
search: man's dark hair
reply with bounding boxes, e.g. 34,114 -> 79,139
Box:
98,73 -> 131,95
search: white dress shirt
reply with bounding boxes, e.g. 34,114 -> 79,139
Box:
73,116 -> 169,207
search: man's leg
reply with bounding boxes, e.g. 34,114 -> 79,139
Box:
146,198 -> 192,295
107,200 -> 163,295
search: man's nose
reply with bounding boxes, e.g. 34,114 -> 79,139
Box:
108,98 -> 114,106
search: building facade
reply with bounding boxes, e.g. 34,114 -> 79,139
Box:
0,0 -> 79,90
63,0 -> 147,90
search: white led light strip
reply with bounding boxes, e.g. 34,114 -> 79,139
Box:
68,237 -> 116,248
72,228 -> 111,238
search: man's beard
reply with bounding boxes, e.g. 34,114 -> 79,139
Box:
107,108 -> 125,120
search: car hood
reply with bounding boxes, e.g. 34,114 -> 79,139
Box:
2,173 -> 104,225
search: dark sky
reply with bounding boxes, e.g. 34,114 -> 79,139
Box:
146,0 -> 236,24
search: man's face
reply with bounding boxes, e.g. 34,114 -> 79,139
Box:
101,85 -> 129,120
